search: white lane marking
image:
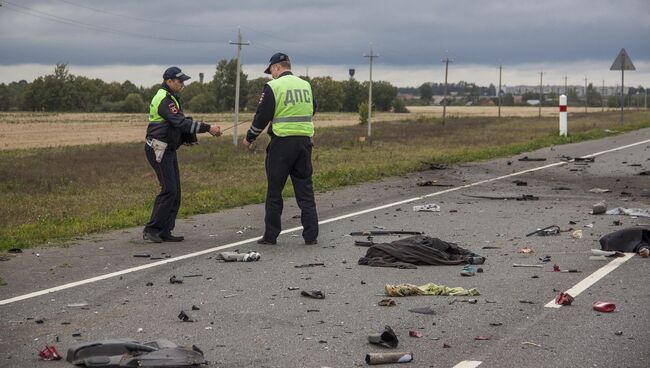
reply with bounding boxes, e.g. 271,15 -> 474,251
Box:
453,361 -> 482,368
545,253 -> 634,308
2,138 -> 650,306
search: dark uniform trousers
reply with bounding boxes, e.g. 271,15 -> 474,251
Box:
264,136 -> 319,242
144,144 -> 181,236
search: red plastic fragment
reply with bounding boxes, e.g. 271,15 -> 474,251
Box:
553,264 -> 561,272
592,301 -> 616,313
555,292 -> 575,305
38,345 -> 61,360
409,330 -> 423,338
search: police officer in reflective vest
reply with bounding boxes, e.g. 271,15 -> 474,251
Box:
143,66 -> 222,243
243,53 -> 319,245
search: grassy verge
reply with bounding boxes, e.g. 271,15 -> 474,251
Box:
1,111 -> 649,250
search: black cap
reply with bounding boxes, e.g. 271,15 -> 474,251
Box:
264,53 -> 289,74
163,66 -> 191,81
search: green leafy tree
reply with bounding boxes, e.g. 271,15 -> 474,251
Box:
418,82 -> 433,101
123,93 -> 146,112
188,93 -> 217,113
342,78 -> 365,112
392,98 -> 409,113
363,81 -> 398,111
212,59 -> 248,112
311,76 -> 344,112
245,77 -> 271,111
358,101 -> 369,125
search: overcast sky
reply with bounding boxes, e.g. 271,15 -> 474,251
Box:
1,0 -> 649,88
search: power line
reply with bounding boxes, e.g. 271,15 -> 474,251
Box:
53,0 -> 197,27
2,1 -> 225,44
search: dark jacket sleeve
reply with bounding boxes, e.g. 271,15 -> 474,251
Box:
158,96 -> 210,134
246,84 -> 276,143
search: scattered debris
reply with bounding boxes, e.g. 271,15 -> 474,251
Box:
464,194 -> 539,201
378,299 -> 396,307
416,180 -> 454,187
539,255 -> 551,263
489,322 -> 503,327
300,290 -> 325,299
408,330 -> 423,338
460,265 -> 476,277
358,235 -> 485,269
367,325 -> 399,348
385,283 -> 479,297
615,331 -> 623,336
526,225 -> 560,237
574,157 -> 595,163
589,188 -> 611,193
512,180 -> 528,186
552,264 -> 581,273
413,204 -> 440,212
38,345 -> 61,361
474,336 -> 490,341
294,262 -> 325,268
606,207 -> 650,218
519,300 -> 535,304
552,187 -> 572,191
287,286 -> 300,291
65,338 -> 206,367
522,341 -> 542,348
408,306 -> 435,314
513,264 -> 544,268
365,352 -> 413,365
517,247 -> 535,254
350,230 -> 423,236
66,303 -> 88,308
177,311 -> 195,322
169,275 -> 183,284
593,301 -> 616,313
133,254 -> 151,258
191,305 -> 200,311
443,343 -> 451,348
554,292 -> 575,306
592,202 -> 607,215
518,156 -> 547,162
571,230 -> 583,239
217,251 -> 261,262
354,240 -> 375,247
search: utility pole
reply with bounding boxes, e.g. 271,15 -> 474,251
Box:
564,75 -> 568,95
229,27 -> 250,146
441,54 -> 454,125
584,77 -> 588,113
497,64 -> 503,119
601,80 -> 605,112
538,70 -> 544,119
645,87 -> 648,110
364,43 -> 378,140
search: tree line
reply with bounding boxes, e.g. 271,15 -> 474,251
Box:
0,61 -> 405,114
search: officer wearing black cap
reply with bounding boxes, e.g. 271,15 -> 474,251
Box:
143,66 -> 222,243
243,53 -> 319,245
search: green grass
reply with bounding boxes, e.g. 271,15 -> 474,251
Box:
1,111 -> 649,251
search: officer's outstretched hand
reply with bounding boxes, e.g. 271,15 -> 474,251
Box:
209,125 -> 222,137
242,138 -> 252,150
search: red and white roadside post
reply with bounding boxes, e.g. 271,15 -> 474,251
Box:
559,94 -> 568,136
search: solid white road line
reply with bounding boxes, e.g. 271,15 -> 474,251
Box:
2,138 -> 649,306
453,361 -> 482,368
544,253 -> 634,308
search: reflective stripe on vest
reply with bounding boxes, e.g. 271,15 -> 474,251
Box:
149,88 -> 180,123
268,75 -> 314,137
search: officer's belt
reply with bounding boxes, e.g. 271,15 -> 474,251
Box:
272,115 -> 312,123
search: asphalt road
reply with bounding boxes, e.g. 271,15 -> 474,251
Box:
1,128 -> 649,368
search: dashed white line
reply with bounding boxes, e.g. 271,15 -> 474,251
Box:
453,361 -> 482,368
2,138 -> 649,306
544,253 -> 634,308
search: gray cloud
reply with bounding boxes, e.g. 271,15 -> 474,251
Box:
0,0 -> 648,85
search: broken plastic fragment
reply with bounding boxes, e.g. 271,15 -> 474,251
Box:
592,301 -> 616,313
38,345 -> 61,360
554,292 -> 575,305
408,330 -> 423,338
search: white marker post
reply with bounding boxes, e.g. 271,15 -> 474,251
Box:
559,94 -> 568,136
